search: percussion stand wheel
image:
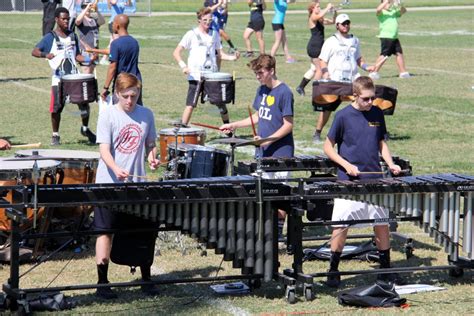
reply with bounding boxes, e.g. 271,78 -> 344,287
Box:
285,285 -> 296,304
303,283 -> 314,301
447,256 -> 464,278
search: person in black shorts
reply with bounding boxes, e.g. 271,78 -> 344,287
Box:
243,0 -> 266,57
295,1 -> 335,97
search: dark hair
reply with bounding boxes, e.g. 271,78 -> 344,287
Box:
247,54 -> 276,72
353,76 -> 375,95
54,7 -> 69,18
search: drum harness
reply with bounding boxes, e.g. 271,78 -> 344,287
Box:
50,31 -> 79,78
332,33 -> 358,82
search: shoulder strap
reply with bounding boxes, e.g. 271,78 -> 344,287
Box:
50,31 -> 60,42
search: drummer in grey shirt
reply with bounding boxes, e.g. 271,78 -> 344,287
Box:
93,73 -> 159,299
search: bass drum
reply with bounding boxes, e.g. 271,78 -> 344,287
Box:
59,73 -> 98,105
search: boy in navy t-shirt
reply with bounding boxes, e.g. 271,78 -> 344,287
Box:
323,76 -> 404,287
220,54 -> 294,234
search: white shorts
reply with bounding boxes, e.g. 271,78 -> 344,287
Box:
331,198 -> 389,228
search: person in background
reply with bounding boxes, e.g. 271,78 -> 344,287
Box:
270,0 -> 295,63
32,7 -> 97,146
323,76 -> 405,288
314,13 -> 374,143
369,0 -> 411,80
173,7 -> 240,126
41,0 -> 61,35
94,72 -> 159,299
100,0 -> 131,65
101,14 -> 143,106
204,0 -> 238,53
295,1 -> 335,97
243,0 -> 266,57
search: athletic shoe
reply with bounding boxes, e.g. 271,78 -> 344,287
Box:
399,72 -> 411,78
312,132 -> 322,144
81,127 -> 97,144
377,272 -> 407,285
243,51 -> 254,58
228,47 -> 238,54
286,58 -> 296,64
369,72 -> 380,80
50,135 -> 60,146
325,269 -> 341,288
96,284 -> 118,299
296,86 -> 305,96
141,284 -> 160,296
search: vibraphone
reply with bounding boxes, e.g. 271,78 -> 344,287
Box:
285,173 -> 474,291
2,175 -> 298,308
235,155 -> 412,176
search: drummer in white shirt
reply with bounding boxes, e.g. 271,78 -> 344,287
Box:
173,7 -> 240,126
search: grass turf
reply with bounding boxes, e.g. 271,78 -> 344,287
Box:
0,6 -> 473,315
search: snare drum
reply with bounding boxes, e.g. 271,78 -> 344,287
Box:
0,159 -> 61,231
59,73 -> 98,105
312,80 -> 353,112
158,127 -> 206,163
202,72 -> 235,105
15,149 -> 100,218
167,144 -> 230,179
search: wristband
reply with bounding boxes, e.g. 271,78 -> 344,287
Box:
178,60 -> 187,69
40,52 -> 47,58
361,63 -> 368,71
103,86 -> 109,90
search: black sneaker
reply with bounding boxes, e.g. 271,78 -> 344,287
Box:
81,127 -> 97,144
96,284 -> 118,299
51,135 -> 60,146
243,51 -> 254,58
141,283 -> 160,296
377,272 -> 407,285
296,86 -> 305,96
325,269 -> 341,288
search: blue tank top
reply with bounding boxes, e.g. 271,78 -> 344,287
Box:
272,0 -> 287,24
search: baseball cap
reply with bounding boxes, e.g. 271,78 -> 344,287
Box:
335,14 -> 350,25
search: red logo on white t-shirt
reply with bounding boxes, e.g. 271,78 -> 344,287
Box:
115,123 -> 142,154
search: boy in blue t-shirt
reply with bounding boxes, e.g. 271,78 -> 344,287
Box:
323,76 -> 405,287
220,54 -> 294,234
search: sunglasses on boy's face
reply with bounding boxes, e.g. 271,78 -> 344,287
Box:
358,96 -> 376,102
340,21 -> 351,26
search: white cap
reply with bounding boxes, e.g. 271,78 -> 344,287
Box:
335,14 -> 350,25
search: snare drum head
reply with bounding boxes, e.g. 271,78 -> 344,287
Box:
203,72 -> 232,81
159,127 -> 205,136
168,143 -> 205,152
15,149 -> 100,161
0,158 -> 61,171
61,74 -> 95,81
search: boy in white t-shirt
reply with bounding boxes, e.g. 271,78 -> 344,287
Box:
173,7 -> 240,126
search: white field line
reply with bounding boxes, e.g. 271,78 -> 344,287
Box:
398,103 -> 474,118
150,264 -> 250,316
0,76 -> 49,94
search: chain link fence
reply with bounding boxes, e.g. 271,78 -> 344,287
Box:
0,0 -> 151,15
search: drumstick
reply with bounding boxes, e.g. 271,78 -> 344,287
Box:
10,142 -> 42,149
247,105 -> 257,137
191,122 -> 221,130
374,56 -> 389,69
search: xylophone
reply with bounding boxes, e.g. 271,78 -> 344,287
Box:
5,176 -> 292,288
299,173 -> 474,261
235,155 -> 412,176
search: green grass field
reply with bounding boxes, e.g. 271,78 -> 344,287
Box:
0,4 -> 473,315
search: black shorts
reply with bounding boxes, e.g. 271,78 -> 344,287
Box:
307,41 -> 323,59
93,206 -> 119,231
186,80 -> 201,107
50,85 -> 65,114
108,22 -> 113,34
272,23 -> 285,31
248,12 -> 265,31
380,38 -> 403,56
